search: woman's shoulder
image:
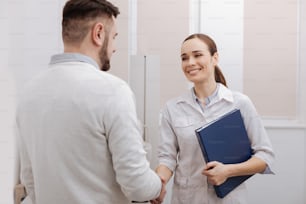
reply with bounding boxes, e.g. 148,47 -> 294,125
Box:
218,84 -> 252,105
230,90 -> 258,115
164,90 -> 192,107
231,90 -> 251,102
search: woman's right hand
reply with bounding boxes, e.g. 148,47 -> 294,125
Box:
150,177 -> 167,204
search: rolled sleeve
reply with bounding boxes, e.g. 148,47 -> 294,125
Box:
249,117 -> 275,174
158,105 -> 178,172
240,97 -> 275,174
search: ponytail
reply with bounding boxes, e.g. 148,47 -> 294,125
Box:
215,65 -> 227,87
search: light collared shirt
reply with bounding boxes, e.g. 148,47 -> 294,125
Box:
192,83 -> 220,112
158,83 -> 275,204
16,53 -> 161,204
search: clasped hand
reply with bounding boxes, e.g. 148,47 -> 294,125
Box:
202,161 -> 229,186
150,177 -> 166,204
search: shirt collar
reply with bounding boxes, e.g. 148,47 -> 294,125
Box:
49,53 -> 100,70
218,83 -> 234,103
177,83 -> 234,106
192,84 -> 220,105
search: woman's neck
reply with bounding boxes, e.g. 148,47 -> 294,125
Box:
194,81 -> 217,100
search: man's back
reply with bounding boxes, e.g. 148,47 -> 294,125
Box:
16,60 -> 161,204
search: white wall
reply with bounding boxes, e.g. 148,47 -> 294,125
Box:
0,1 -> 12,203
0,1 -> 63,203
129,55 -> 161,168
136,0 -> 190,106
244,0 -> 298,118
247,127 -> 305,204
195,0 -> 244,92
299,0 -> 306,201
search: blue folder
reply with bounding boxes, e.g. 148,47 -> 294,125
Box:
195,109 -> 253,198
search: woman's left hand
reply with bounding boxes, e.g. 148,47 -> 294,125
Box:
202,161 -> 229,186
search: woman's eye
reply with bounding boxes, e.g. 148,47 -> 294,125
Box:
181,57 -> 188,61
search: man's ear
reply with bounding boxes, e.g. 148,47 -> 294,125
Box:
92,22 -> 104,46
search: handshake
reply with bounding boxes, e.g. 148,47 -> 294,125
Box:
149,176 -> 167,204
133,164 -> 170,204
133,171 -> 167,204
149,165 -> 172,204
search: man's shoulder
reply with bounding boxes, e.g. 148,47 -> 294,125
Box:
99,71 -> 127,86
62,62 -> 130,92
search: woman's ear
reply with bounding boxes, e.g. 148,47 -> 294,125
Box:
212,52 -> 219,66
92,22 -> 104,46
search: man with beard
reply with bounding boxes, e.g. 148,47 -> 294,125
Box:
15,0 -> 165,204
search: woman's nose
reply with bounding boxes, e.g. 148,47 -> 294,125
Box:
188,56 -> 196,65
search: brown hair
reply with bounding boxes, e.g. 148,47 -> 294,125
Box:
62,0 -> 120,44
183,33 -> 227,87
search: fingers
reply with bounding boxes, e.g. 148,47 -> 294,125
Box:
158,179 -> 167,203
202,162 -> 215,175
205,161 -> 219,170
202,161 -> 228,185
150,176 -> 167,204
207,177 -> 226,186
150,199 -> 159,204
160,177 -> 167,184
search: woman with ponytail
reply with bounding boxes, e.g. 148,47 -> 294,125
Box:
153,34 -> 275,204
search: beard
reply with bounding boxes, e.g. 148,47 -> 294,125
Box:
99,34 -> 111,71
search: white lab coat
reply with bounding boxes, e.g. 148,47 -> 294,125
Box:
158,84 -> 275,204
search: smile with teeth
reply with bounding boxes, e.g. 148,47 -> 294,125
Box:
187,68 -> 202,74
